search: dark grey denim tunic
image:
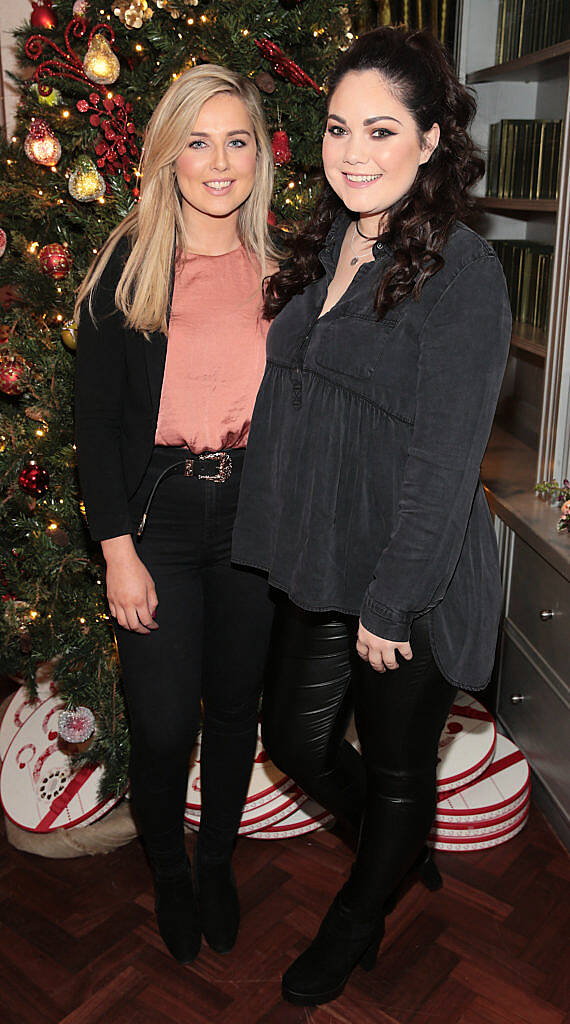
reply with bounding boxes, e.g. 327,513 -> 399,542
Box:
232,212 -> 512,690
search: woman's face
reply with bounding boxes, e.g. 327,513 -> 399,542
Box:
322,69 -> 439,221
175,92 -> 257,222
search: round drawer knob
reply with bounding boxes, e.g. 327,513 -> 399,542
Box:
540,609 -> 554,621
510,694 -> 526,704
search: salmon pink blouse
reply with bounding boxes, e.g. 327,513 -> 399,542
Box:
155,246 -> 269,453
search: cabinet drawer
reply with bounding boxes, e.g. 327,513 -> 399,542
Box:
508,535 -> 569,682
498,633 -> 570,819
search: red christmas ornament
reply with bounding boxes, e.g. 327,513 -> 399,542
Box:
0,354 -> 28,396
19,458 -> 50,498
272,129 -> 292,166
24,118 -> 61,166
30,1 -> 57,30
39,243 -> 73,279
255,39 -> 321,94
267,210 -> 278,226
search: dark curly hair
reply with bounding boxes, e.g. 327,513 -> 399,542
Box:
264,26 -> 485,320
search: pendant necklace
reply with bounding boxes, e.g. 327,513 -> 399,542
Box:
348,222 -> 377,266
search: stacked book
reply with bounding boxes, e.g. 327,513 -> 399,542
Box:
185,692 -> 530,851
495,0 -> 570,64
491,240 -> 553,331
486,120 -> 562,200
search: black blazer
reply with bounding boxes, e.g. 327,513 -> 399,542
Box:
75,239 -> 171,541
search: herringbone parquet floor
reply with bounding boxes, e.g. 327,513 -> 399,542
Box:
0,693 -> 568,1023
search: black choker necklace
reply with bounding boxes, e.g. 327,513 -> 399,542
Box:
355,220 -> 378,242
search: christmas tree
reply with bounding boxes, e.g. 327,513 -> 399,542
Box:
0,0 -> 352,796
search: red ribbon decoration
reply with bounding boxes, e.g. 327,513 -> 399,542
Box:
25,18 -> 116,96
255,39 -> 322,94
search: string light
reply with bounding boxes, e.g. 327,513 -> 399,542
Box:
48,523 -> 58,531
29,242 -> 39,254
30,610 -> 38,619
62,110 -> 70,119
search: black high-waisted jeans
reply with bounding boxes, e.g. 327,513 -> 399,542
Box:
262,601 -> 457,912
115,447 -> 275,874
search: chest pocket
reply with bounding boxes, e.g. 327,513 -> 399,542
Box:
314,315 -> 398,380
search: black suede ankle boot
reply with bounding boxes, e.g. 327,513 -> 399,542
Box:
281,892 -> 385,1006
153,858 -> 202,964
195,854 -> 240,954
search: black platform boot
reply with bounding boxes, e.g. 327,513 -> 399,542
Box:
195,852 -> 240,954
151,856 -> 202,964
282,891 -> 385,1006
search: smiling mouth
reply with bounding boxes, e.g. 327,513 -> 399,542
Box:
343,173 -> 381,183
204,180 -> 234,190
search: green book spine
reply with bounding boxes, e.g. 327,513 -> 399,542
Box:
519,249 -> 533,323
520,120 -> 533,198
533,0 -> 546,50
504,0 -> 515,61
505,121 -> 517,198
534,121 -> 547,199
517,0 -> 527,56
530,253 -> 542,328
540,0 -> 553,50
550,121 -> 562,199
539,122 -> 555,199
497,120 -> 508,197
487,123 -> 499,195
496,0 -> 506,62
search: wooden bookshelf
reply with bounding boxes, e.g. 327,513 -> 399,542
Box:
467,39 -> 570,85
511,322 -> 547,358
475,197 -> 558,215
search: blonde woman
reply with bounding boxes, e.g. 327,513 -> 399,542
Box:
75,65 -> 277,964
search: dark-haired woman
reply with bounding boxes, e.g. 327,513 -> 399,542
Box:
232,27 -> 511,1006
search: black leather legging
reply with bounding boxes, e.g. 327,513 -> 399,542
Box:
262,601 -> 457,913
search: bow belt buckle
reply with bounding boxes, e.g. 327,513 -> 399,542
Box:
197,451 -> 232,483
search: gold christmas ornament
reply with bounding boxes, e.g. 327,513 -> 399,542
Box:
24,118 -> 61,166
61,319 -> 78,350
68,156 -> 106,202
113,0 -> 153,28
83,33 -> 120,84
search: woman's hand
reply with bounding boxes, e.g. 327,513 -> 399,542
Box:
101,535 -> 159,634
356,621 -> 412,673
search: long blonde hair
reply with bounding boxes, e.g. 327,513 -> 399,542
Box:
75,64 -> 277,333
